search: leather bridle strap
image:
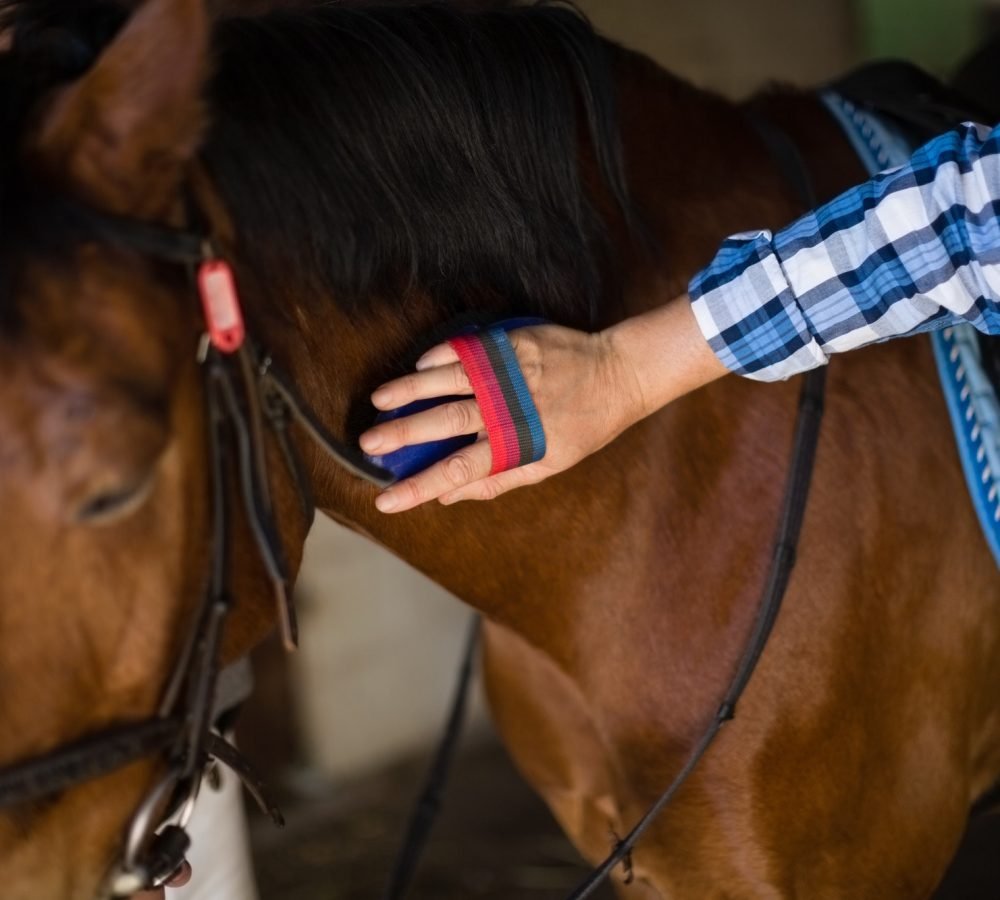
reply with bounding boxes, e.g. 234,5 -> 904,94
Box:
0,718 -> 180,809
84,208 -> 395,488
0,205 -> 392,895
259,361 -> 395,488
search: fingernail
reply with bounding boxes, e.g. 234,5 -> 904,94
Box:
372,389 -> 392,407
360,432 -> 382,452
441,492 -> 462,506
376,492 -> 399,513
415,356 -> 433,371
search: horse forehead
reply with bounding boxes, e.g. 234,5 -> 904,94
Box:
3,245 -> 190,373
0,351 -> 61,468
0,345 -> 161,476
0,252 -> 184,395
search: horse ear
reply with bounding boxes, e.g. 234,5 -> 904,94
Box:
29,0 -> 208,217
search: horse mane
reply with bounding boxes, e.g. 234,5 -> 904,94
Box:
205,2 -> 634,326
0,1 -> 132,331
0,1 -> 635,328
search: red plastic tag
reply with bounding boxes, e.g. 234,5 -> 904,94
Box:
198,259 -> 245,354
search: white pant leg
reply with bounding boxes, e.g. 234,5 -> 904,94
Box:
172,768 -> 259,900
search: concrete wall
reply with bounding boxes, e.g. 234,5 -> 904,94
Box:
289,0 -> 859,784
292,519 -> 485,781
575,0 -> 856,97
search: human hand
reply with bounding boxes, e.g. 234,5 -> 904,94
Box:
360,322 -> 642,512
359,294 -> 727,513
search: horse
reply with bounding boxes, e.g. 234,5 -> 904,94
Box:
0,0 -> 997,897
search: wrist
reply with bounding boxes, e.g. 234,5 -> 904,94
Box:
605,292 -> 728,423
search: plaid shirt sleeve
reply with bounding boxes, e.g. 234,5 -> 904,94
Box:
688,121 -> 1000,381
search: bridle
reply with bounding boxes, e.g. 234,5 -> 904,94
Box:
0,204 -> 394,896
0,116 -> 826,899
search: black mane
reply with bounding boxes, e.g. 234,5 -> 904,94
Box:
0,1 -> 634,328
0,0 -> 130,330
206,2 -> 633,325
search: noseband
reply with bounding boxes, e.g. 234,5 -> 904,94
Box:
0,206 -> 394,895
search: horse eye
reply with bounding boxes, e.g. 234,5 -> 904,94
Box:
75,477 -> 155,525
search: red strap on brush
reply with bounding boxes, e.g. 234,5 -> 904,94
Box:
447,327 -> 546,475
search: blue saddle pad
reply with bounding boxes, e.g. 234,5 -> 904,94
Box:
823,91 -> 1000,567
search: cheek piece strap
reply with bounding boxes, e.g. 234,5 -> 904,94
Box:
447,326 -> 547,475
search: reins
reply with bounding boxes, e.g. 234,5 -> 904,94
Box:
567,363 -> 826,899
383,112 -> 826,899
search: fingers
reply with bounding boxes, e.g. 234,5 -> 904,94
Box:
375,440 -> 493,513
366,328 -> 552,513
361,399 -> 483,455
416,343 -> 460,371
440,463 -> 545,505
371,361 -> 470,411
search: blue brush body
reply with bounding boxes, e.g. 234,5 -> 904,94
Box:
366,397 -> 478,480
364,317 -> 547,480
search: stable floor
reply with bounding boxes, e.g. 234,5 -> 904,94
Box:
249,737 -> 1000,900
250,739 -> 615,900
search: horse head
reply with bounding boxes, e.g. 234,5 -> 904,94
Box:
0,0 -> 303,895
0,0 -> 642,891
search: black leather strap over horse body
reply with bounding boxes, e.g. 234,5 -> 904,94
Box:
383,113 -> 828,899
389,69 -> 999,896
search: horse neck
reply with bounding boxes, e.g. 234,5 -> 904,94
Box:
238,46 -> 857,671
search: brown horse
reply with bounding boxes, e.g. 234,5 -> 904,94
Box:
0,0 -> 997,897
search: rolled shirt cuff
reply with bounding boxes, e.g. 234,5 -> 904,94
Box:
689,229 -> 829,382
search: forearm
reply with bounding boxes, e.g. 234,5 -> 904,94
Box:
690,121 -> 1000,382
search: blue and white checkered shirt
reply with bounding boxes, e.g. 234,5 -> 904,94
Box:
689,121 -> 1000,381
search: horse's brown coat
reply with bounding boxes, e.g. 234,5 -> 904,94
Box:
0,1 -> 997,898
